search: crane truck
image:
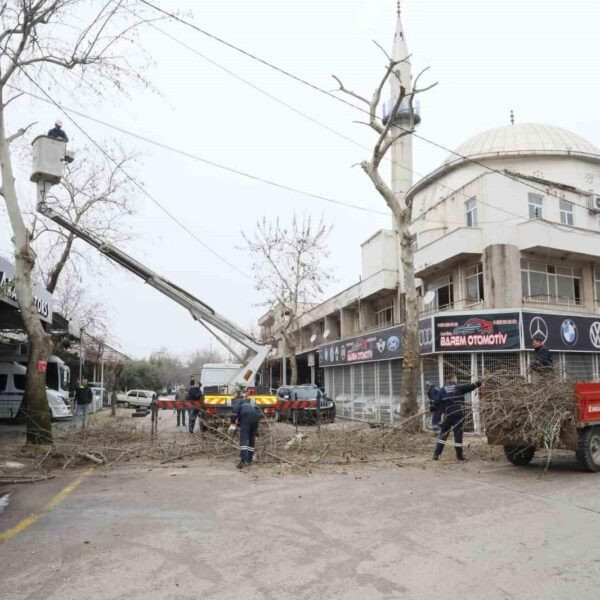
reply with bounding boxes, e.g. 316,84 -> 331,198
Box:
30,135 -> 276,420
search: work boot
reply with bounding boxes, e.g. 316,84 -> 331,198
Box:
432,454 -> 439,461
236,461 -> 250,469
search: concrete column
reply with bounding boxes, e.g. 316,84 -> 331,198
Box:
359,300 -> 375,332
282,356 -> 287,386
581,261 -> 595,312
340,307 -> 356,338
324,314 -> 340,340
482,244 -> 521,309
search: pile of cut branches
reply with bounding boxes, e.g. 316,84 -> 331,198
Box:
479,369 -> 577,451
10,412 -> 437,472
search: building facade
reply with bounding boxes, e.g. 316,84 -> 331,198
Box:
258,9 -> 600,428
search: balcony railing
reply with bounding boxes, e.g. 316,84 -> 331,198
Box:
522,294 -> 583,308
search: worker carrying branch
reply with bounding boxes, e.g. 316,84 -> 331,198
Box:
228,390 -> 262,469
432,375 -> 482,461
47,119 -> 68,142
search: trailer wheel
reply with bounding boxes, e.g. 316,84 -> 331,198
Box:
503,445 -> 535,466
576,427 -> 600,472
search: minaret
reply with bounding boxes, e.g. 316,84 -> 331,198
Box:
388,1 -> 416,204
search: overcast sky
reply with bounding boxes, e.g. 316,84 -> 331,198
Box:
1,0 -> 599,359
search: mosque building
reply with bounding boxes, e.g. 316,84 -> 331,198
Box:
259,4 -> 600,428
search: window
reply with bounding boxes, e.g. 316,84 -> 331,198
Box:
521,260 -> 582,305
528,193 -> 543,219
595,268 -> 600,304
127,390 -> 137,397
559,200 -> 574,225
375,304 -> 394,327
0,374 -> 7,391
13,374 -> 26,391
465,197 -> 478,227
464,264 -> 484,304
427,275 -> 454,310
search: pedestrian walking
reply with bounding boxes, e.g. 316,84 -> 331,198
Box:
432,375 -> 482,461
187,379 -> 203,433
74,378 -> 93,430
175,386 -> 187,427
228,390 -> 262,469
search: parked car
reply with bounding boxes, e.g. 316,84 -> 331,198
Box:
117,389 -> 156,409
275,384 -> 335,425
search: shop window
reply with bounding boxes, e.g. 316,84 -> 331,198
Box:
464,264 -> 484,304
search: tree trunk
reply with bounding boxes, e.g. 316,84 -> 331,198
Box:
399,212 -> 419,418
111,364 -> 123,416
289,351 -> 298,385
0,102 -> 53,443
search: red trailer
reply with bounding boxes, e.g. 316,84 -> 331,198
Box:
487,382 -> 600,472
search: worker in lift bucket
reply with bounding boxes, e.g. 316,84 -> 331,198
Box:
228,390 -> 262,469
47,119 -> 68,142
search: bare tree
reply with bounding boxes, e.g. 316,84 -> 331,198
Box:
0,1 -> 154,443
333,48 -> 436,418
30,144 -> 138,294
243,215 -> 333,385
52,270 -> 111,340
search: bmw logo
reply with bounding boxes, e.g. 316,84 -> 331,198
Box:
387,336 -> 400,352
560,319 -> 578,346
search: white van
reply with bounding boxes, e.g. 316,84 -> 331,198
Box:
0,362 -> 72,421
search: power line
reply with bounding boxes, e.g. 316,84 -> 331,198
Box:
126,13 -> 519,227
11,85 -> 389,218
139,0 -> 600,224
16,69 -> 254,280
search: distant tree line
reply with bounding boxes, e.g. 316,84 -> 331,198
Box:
120,349 -> 223,392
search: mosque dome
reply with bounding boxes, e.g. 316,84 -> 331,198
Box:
447,122 -> 600,163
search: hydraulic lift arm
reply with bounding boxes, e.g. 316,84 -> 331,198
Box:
36,202 -> 271,389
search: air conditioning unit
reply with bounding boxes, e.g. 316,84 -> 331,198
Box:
587,195 -> 600,212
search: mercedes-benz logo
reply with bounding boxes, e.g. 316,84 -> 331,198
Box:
529,316 -> 548,343
590,322 -> 600,349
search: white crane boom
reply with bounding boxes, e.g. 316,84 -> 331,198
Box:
36,202 -> 270,389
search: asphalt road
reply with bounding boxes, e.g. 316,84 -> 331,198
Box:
1,456 -> 600,599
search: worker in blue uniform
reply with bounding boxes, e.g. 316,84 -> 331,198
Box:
47,119 -> 68,141
187,379 -> 203,433
228,390 -> 262,469
531,335 -> 553,369
432,375 -> 482,461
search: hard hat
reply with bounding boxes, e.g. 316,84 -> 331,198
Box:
55,119 -> 63,127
